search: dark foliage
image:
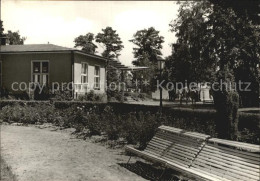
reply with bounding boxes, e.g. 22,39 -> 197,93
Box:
0,101 -> 259,145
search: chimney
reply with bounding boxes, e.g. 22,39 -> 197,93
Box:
0,35 -> 7,45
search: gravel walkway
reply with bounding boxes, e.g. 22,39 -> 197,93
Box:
0,125 -> 145,181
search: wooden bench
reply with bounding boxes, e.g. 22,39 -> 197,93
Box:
125,125 -> 260,181
191,138 -> 260,181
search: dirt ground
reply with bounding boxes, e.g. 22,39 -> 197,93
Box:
0,125 -> 147,181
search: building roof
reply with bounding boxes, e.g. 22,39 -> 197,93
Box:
0,44 -> 148,71
0,44 -> 74,52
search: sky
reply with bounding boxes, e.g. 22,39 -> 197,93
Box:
1,1 -> 179,66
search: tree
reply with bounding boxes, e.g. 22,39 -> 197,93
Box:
209,0 -> 259,25
169,2 -> 216,84
95,27 -> 124,100
207,1 -> 259,107
0,20 -> 4,36
6,30 -> 26,45
95,27 -> 124,59
169,1 -> 259,139
0,21 -> 26,45
129,27 -> 164,92
169,1 -> 259,106
74,33 -> 97,54
130,27 -> 164,65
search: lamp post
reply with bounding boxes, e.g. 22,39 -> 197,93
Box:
157,56 -> 165,110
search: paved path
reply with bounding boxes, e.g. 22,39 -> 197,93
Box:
1,125 -> 145,181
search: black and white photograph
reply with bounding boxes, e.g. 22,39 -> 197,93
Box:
0,0 -> 259,180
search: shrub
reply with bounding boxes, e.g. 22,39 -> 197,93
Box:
0,100 -> 259,146
34,85 -> 50,100
52,83 -> 72,101
115,92 -> 125,102
122,112 -> 141,144
0,102 -> 56,124
102,106 -> 122,140
86,90 -> 95,101
213,91 -> 239,139
0,87 -> 9,99
78,91 -> 107,103
138,93 -> 147,100
108,97 -> 117,102
165,108 -> 217,136
122,111 -> 167,149
84,106 -> 103,136
237,112 -> 260,144
138,112 -> 164,149
53,101 -> 106,109
124,92 -> 130,97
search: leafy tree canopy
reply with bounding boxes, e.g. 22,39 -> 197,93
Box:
6,30 -> 26,45
130,27 -> 164,65
95,27 -> 124,59
74,33 -> 97,54
169,1 -> 259,83
129,27 -> 165,92
168,0 -> 259,106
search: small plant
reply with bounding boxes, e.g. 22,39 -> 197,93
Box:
102,106 -> 121,140
77,91 -> 107,102
86,90 -> 95,101
52,83 -> 72,101
85,106 -> 103,136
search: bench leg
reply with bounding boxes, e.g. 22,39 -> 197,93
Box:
157,168 -> 166,180
127,156 -> 132,164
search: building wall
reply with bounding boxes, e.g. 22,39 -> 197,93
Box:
73,53 -> 106,96
1,52 -> 72,94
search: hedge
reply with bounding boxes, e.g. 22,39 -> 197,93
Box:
0,100 -> 50,108
54,101 -> 260,144
0,100 -> 259,145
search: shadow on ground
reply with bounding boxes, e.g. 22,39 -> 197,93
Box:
119,161 -> 190,181
0,156 -> 17,181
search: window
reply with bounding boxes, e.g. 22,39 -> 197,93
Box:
81,63 -> 88,84
32,61 -> 49,85
94,66 -> 100,89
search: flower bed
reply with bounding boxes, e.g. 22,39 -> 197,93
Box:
0,100 -> 259,146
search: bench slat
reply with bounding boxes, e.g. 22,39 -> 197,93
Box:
191,164 -> 255,181
145,145 -> 195,164
149,137 -> 203,157
209,138 -> 260,153
191,167 -> 234,181
206,144 -> 260,162
192,164 -> 239,181
159,125 -> 210,140
159,125 -> 210,139
125,146 -> 167,165
196,152 -> 260,177
166,161 -> 229,181
156,130 -> 204,144
200,148 -> 260,171
143,150 -> 188,166
193,157 -> 260,180
155,132 -> 203,147
149,137 -> 203,154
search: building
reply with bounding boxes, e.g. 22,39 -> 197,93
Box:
0,44 -> 110,98
199,83 -> 213,102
